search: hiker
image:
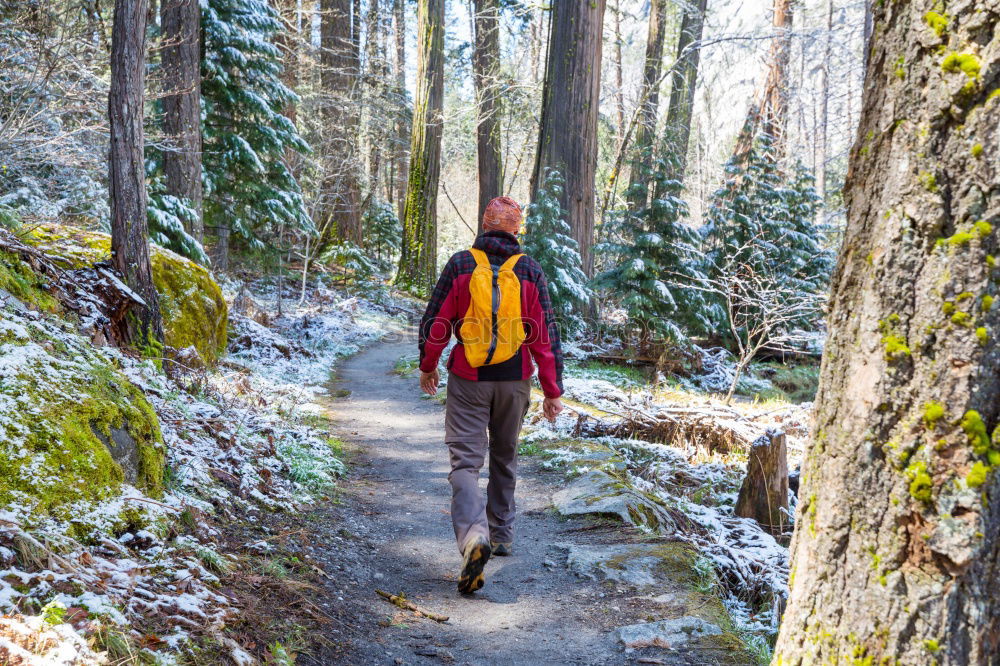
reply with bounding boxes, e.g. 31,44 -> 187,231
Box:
417,196 -> 564,594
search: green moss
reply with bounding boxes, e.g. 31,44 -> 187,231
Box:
977,327 -> 988,345
962,410 -> 990,455
807,493 -> 817,537
952,310 -> 972,327
982,295 -> 994,312
0,251 -> 60,312
894,55 -> 906,79
150,250 -> 228,363
22,223 -> 228,364
919,171 -> 938,192
966,461 -> 990,488
943,301 -> 956,316
941,52 -> 981,79
975,220 -> 992,237
988,255 -> 997,268
882,334 -> 911,361
923,11 -> 948,37
939,231 -> 975,247
923,401 -> 946,429
905,461 -> 933,503
0,314 -> 165,520
971,143 -> 984,157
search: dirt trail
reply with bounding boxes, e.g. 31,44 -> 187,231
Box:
304,340 -> 743,666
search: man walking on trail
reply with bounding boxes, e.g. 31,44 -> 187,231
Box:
417,196 -> 564,595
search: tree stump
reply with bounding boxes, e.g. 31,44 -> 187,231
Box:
735,429 -> 789,535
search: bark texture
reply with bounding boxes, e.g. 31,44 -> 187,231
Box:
472,0 -> 503,222
395,0 -> 444,296
625,0 -> 668,211
734,430 -> 788,535
529,0 -> 606,275
662,0 -> 707,184
392,0 -> 408,224
160,0 -> 203,242
320,0 -> 362,245
775,3 -> 1000,663
109,0 -> 163,345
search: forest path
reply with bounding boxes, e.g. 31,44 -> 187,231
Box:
304,339 -> 735,665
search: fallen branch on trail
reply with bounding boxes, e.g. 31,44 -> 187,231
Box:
375,589 -> 449,623
573,403 -> 762,454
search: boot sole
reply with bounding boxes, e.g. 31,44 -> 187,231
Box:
457,540 -> 491,594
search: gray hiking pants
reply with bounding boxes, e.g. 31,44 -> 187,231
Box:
445,374 -> 531,553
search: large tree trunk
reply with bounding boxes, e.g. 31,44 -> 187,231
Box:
624,0 -> 667,212
392,0 -> 408,224
529,0 -> 606,276
662,0 -> 707,184
815,0 -> 833,212
365,0 -> 385,209
394,0 -> 444,296
109,0 -> 163,345
276,0 -> 302,177
472,0 -> 502,222
775,4 -> 1000,664
731,0 -> 792,162
160,0 -> 203,243
320,0 -> 362,246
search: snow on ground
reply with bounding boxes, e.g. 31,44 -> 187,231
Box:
0,280 -> 406,663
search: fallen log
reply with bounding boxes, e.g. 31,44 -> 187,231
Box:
375,589 -> 449,623
573,403 -> 762,454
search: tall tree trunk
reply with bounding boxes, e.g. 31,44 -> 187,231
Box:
731,0 -> 792,165
394,0 -> 444,296
392,0 -> 408,224
109,0 -> 163,345
365,0 -> 383,209
815,0 -> 833,212
662,0 -> 707,184
612,0 -> 625,137
625,0 -> 668,211
775,4 -> 1000,664
472,0 -> 502,221
160,0 -> 203,243
276,0 -> 301,175
320,0 -> 362,245
529,0 -> 606,276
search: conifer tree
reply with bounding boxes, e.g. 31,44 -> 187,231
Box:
593,152 -> 708,342
702,134 -> 833,339
522,169 -> 591,332
200,0 -> 311,254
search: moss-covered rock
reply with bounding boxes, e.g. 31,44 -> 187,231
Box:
0,299 -> 165,522
22,223 -> 228,363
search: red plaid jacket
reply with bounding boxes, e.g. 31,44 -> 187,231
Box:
418,231 -> 564,399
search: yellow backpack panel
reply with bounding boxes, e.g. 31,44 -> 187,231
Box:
460,248 -> 525,368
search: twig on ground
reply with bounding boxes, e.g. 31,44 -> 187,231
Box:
375,589 -> 450,623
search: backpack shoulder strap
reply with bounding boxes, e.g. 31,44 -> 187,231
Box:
500,253 -> 524,272
469,247 -> 490,269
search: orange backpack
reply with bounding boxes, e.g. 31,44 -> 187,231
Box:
460,248 -> 525,367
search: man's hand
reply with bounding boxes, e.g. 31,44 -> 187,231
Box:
420,369 -> 440,395
542,396 -> 563,423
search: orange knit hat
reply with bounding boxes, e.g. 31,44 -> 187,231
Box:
482,196 -> 523,235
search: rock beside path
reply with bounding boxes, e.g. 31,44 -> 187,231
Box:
616,616 -> 723,649
552,469 -> 677,532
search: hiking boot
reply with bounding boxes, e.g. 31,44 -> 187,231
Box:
491,541 -> 513,557
457,535 -> 491,594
